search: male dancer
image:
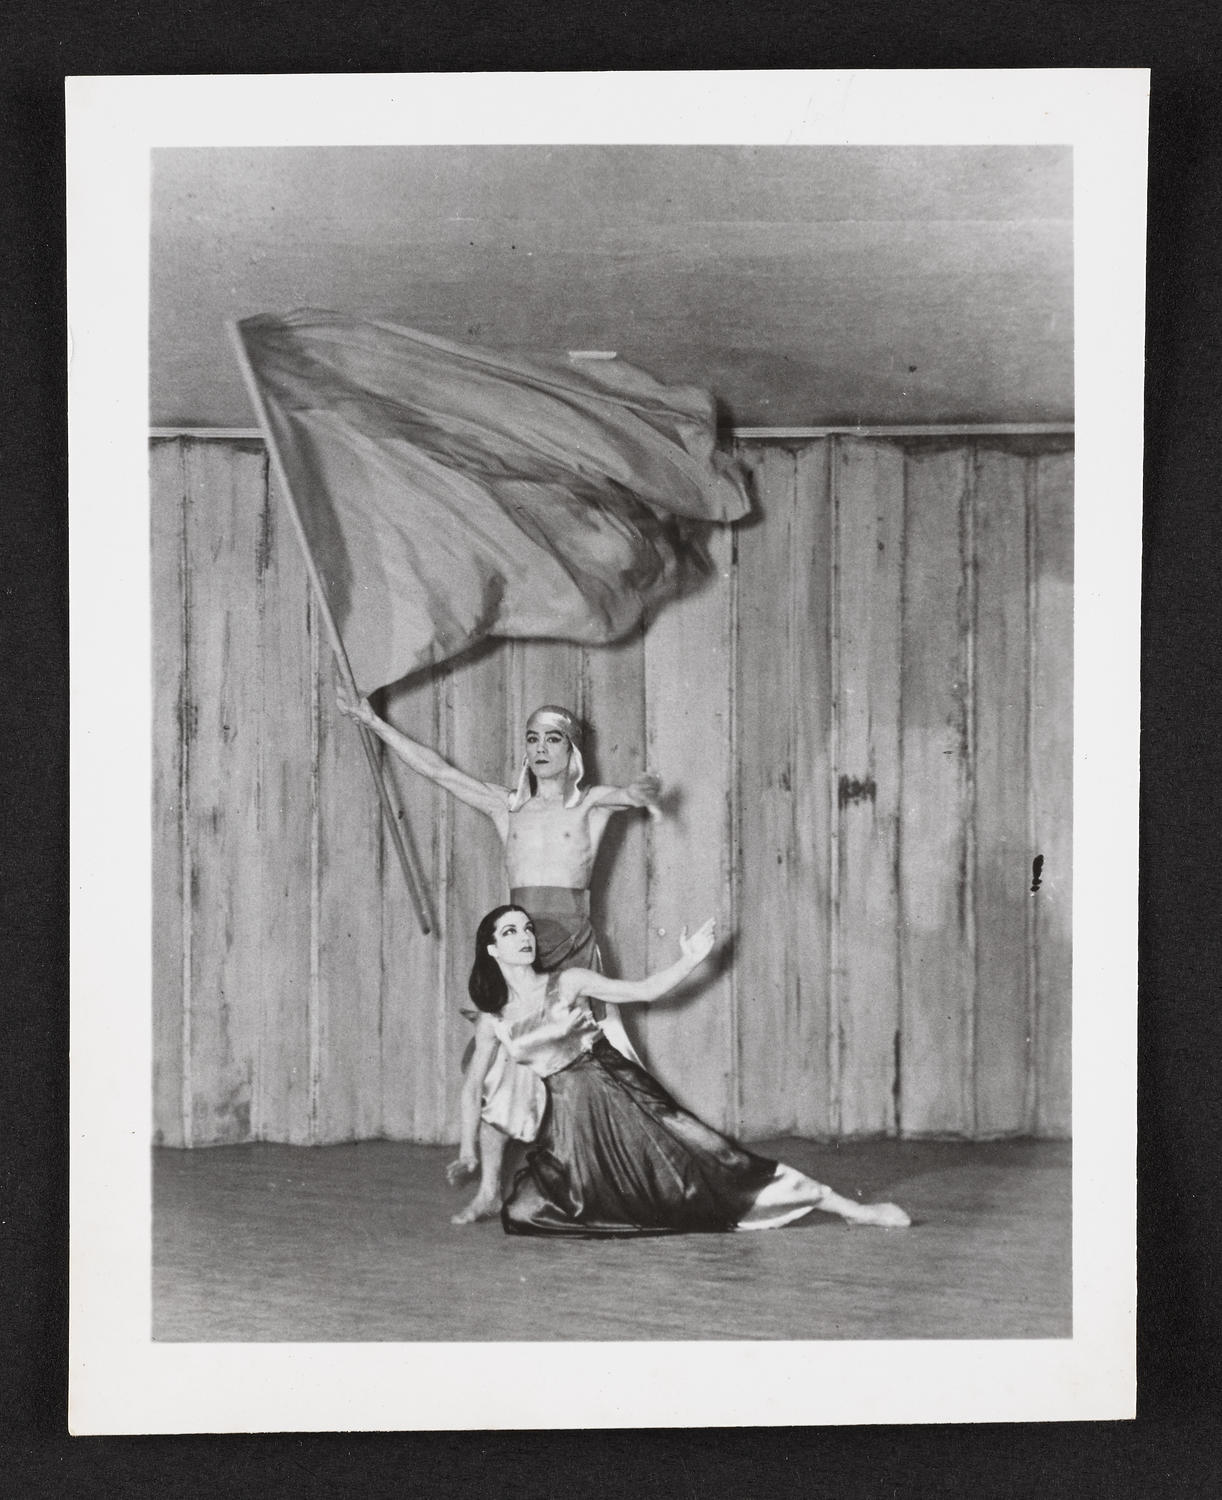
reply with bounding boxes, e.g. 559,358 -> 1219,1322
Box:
338,691 -> 660,1222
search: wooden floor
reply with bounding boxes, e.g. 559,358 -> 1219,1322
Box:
153,1137 -> 1071,1342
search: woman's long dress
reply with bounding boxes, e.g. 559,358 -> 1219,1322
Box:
493,974 -> 827,1238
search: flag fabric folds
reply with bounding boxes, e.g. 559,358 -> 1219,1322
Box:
234,311 -> 751,694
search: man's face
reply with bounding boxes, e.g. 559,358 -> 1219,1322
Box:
524,725 -> 571,782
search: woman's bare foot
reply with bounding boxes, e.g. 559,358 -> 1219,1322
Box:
451,1192 -> 502,1226
844,1201 -> 911,1229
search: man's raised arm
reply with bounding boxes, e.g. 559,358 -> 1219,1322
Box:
336,689 -> 507,822
586,773 -> 663,813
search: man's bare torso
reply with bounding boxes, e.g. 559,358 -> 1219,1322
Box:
501,791 -> 615,889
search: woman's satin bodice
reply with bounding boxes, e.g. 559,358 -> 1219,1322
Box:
491,973 -> 602,1078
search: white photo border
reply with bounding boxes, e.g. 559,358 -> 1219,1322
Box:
67,68 -> 1145,1433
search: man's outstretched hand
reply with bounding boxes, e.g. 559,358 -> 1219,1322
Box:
627,771 -> 663,816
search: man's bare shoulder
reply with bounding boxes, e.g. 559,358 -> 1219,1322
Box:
575,784 -> 623,810
509,787 -> 607,813
477,784 -> 513,829
580,784 -> 642,811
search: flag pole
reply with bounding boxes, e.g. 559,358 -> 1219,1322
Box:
227,320 -> 432,934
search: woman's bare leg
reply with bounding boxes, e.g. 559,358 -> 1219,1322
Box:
738,1164 -> 910,1229
812,1182 -> 910,1228
451,1122 -> 507,1225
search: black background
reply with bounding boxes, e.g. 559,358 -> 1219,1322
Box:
3,8 -> 1219,1494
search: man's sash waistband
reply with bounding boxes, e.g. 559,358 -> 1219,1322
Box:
509,885 -> 589,917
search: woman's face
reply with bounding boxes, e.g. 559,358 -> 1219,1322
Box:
487,910 -> 536,966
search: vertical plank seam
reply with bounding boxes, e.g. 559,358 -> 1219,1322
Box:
442,668 -> 453,1141
512,645 -> 521,780
422,670 -> 444,1140
634,621 -> 649,1000
577,642 -> 591,737
887,441 -> 905,1134
827,435 -> 843,1137
509,640 -> 526,811
437,666 -> 454,1137
883,441 -> 904,1138
577,639 -> 597,1059
252,445 -> 269,1143
784,446 -> 801,1136
719,524 -> 736,1135
376,717 -> 388,1141
816,438 -> 833,1140
307,602 -> 322,1145
962,445 -> 979,1138
1024,453 -> 1040,1134
507,641 -> 520,742
176,440 -> 194,1147
642,609 -> 655,1012
378,722 -> 389,1137
570,640 -> 585,729
726,443 -> 743,1138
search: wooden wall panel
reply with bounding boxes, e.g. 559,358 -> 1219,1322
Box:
1032,451 -> 1074,1135
898,446 -> 975,1135
509,641 -> 584,744
734,447 -> 803,1137
582,630 -> 650,1042
378,673 -> 446,1140
313,651 -> 385,1141
789,444 -> 835,1138
151,430 -> 1074,1148
972,448 -> 1033,1134
833,439 -> 904,1137
150,441 -> 187,1146
441,649 -> 508,1138
253,464 -> 315,1143
642,527 -> 736,1132
181,441 -> 268,1144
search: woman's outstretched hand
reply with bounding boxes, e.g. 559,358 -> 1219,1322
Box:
679,918 -> 717,968
336,685 -> 377,729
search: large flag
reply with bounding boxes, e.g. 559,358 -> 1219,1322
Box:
233,311 -> 751,694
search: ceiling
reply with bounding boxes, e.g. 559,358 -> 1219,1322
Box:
150,145 -> 1072,430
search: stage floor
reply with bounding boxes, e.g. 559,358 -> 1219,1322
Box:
153,1137 -> 1070,1342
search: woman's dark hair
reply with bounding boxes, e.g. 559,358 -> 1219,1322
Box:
468,905 -> 534,1014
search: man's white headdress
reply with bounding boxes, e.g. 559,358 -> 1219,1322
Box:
509,705 -> 585,810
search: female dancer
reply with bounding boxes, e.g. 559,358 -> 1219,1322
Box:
453,905 -> 912,1237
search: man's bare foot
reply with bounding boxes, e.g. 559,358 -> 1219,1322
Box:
845,1201 -> 911,1229
451,1193 -> 502,1226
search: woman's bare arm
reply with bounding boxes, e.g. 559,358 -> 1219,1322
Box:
559,920 -> 716,1007
447,1018 -> 500,1182
337,688 -> 507,824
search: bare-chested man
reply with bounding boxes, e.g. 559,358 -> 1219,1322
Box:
337,691 -> 660,1223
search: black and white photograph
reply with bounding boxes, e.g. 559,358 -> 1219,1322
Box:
67,71 -> 1144,1432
